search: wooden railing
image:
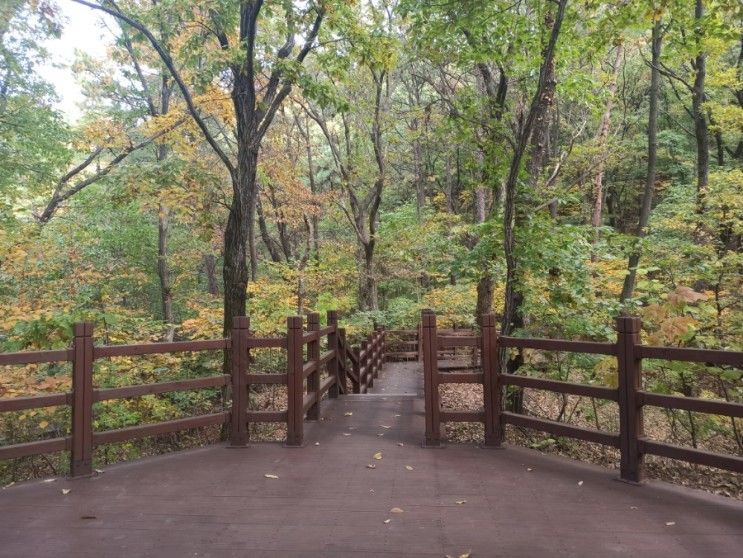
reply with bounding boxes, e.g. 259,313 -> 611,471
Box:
421,311 -> 743,481
338,327 -> 386,394
0,310 -> 384,476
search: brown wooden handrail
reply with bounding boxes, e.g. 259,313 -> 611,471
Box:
0,310 -> 385,475
421,311 -> 743,478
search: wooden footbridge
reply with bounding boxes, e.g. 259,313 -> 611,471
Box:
1,311 -> 742,557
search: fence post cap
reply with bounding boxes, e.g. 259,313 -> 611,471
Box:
232,316 -> 249,329
73,322 -> 94,337
422,311 -> 437,327
480,313 -> 497,327
307,312 -> 320,325
327,310 -> 338,323
287,316 -> 304,329
615,315 -> 641,333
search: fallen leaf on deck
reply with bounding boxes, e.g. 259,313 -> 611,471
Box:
397,442 -> 404,447
61,489 -> 71,495
380,425 -> 391,429
390,507 -> 404,513
373,452 -> 383,460
395,414 -> 401,417
456,500 -> 466,505
383,519 -> 391,524
94,469 -> 104,474
264,474 -> 279,479
344,412 -> 353,416
665,522 -> 675,526
314,442 -> 320,446
377,433 -> 384,437
446,551 -> 472,558
526,468 -> 533,472
343,433 -> 351,436
577,481 -> 583,486
42,478 -> 55,483
405,465 -> 414,471
366,464 -> 376,469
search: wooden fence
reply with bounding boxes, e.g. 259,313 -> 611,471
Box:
422,311 -> 743,481
0,311 -> 385,477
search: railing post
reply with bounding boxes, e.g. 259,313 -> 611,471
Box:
229,316 -> 249,447
327,311 -> 340,398
422,310 -> 440,447
286,316 -> 304,447
338,326 -> 348,394
306,312 -> 321,420
417,321 -> 424,361
481,314 -> 503,448
360,340 -> 369,391
352,345 -> 361,394
617,316 -> 644,483
71,322 -> 94,477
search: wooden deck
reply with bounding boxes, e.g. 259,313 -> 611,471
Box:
1,361 -> 741,557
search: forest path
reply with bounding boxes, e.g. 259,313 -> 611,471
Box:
1,360 -> 742,557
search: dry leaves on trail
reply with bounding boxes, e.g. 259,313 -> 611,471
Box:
367,464 -> 376,469
344,412 -> 353,416
445,551 -> 472,558
383,519 -> 391,524
264,474 -> 279,479
455,500 -> 466,505
390,507 -> 404,513
577,481 -> 583,486
665,522 -> 676,526
405,465 -> 414,471
373,452 -> 383,460
380,425 -> 391,429
61,489 -> 71,495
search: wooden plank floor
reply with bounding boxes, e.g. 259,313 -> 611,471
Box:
1,361 -> 741,557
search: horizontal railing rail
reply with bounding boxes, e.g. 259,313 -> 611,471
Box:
0,310 -> 386,477
421,310 -> 743,480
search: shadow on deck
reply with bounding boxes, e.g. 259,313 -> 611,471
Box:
1,361 -> 741,557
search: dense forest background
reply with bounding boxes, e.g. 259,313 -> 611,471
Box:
1,0 -> 741,493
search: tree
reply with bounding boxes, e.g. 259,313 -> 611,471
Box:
74,0 -> 328,334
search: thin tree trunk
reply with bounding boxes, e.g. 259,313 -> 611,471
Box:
590,44 -> 623,260
620,21 -> 662,303
692,0 -> 709,233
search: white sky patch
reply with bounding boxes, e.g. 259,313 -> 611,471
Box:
38,1 -> 114,123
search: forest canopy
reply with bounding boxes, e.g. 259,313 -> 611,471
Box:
0,0 -> 741,486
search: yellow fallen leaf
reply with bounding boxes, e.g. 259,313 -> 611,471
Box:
38,420 -> 49,429
264,474 -> 279,479
390,507 -> 404,513
405,465 -> 414,471
460,552 -> 472,558
61,489 -> 71,495
373,452 -> 383,460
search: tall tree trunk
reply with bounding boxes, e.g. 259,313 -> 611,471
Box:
502,2 -> 565,338
590,44 -> 623,261
620,21 -> 662,303
156,79 -> 174,342
202,254 -> 219,296
359,242 -> 379,310
692,0 -> 709,234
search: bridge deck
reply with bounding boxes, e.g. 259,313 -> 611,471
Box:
1,361 -> 741,557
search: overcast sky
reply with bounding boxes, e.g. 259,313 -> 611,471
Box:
40,1 -> 114,122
